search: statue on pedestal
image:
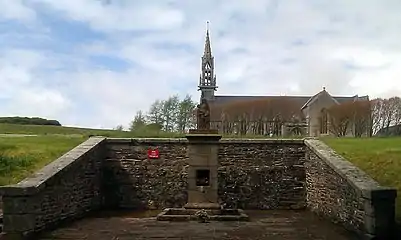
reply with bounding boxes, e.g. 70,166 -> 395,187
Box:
197,98 -> 210,130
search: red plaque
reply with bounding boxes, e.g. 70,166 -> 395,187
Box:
147,149 -> 160,159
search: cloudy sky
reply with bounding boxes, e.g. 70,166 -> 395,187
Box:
1,0 -> 400,129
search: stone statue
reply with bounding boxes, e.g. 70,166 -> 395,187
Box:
197,98 -> 210,130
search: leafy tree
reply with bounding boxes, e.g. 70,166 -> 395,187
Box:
129,110 -> 147,131
161,95 -> 180,132
114,125 -> 124,131
177,94 -> 196,132
147,100 -> 164,127
136,95 -> 197,133
146,123 -> 163,132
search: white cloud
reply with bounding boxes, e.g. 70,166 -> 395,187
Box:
0,49 -> 71,119
0,0 -> 37,21
32,0 -> 185,31
6,88 -> 72,117
1,0 -> 401,129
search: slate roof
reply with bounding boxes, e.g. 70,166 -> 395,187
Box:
212,95 -> 358,107
208,93 -> 369,121
213,93 -> 369,109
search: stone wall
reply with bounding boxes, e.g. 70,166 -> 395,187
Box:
2,136 -> 393,239
0,137 -> 106,237
217,139 -> 305,210
104,138 -> 188,209
305,139 -> 397,239
104,138 -> 306,210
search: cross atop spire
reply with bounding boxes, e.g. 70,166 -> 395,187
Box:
203,21 -> 212,57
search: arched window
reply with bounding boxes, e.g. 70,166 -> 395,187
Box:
320,108 -> 328,134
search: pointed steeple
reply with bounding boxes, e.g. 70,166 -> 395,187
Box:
203,22 -> 212,57
198,22 -> 217,102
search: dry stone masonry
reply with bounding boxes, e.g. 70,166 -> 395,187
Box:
0,137 -> 106,237
103,138 -> 188,209
217,139 -> 306,210
104,138 -> 306,211
305,139 -> 396,239
0,137 -> 396,239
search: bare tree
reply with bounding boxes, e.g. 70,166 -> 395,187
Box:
370,98 -> 383,135
328,104 -> 350,137
371,96 -> 401,135
352,100 -> 371,137
210,97 -> 302,136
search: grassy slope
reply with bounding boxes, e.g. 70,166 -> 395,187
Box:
0,123 -> 182,138
0,135 -> 85,185
323,137 -> 401,221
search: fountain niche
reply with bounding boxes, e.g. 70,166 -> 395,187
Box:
157,99 -> 249,222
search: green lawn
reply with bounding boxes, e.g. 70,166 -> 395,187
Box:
0,123 -> 182,138
0,135 -> 85,185
323,137 -> 401,221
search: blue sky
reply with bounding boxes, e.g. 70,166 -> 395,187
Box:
1,0 -> 400,129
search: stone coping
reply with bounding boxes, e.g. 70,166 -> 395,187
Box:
106,138 -> 304,144
0,137 -> 106,196
305,139 -> 396,200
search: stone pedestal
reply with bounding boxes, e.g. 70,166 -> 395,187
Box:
156,130 -> 249,222
184,132 -> 222,210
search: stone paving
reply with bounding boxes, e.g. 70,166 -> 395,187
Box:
38,210 -> 359,240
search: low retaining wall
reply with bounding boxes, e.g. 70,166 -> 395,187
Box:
305,139 -> 397,239
104,138 -> 306,210
0,137 -> 106,237
0,137 -> 396,239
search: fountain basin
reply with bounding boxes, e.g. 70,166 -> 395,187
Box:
156,208 -> 249,221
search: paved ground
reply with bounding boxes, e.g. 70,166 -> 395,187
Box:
38,210 -> 359,240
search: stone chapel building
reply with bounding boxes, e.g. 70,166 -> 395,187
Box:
197,28 -> 369,137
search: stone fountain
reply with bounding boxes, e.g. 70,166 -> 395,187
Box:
157,99 -> 249,222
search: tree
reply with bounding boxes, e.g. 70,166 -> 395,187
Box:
114,125 -> 124,131
327,100 -> 371,137
351,100 -> 371,137
370,98 -> 384,135
327,103 -> 351,137
144,95 -> 196,133
129,110 -> 146,131
176,95 -> 196,132
161,95 -> 180,132
371,96 -> 401,136
210,97 -> 301,135
147,100 -> 164,127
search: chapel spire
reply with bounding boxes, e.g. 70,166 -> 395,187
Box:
198,21 -> 217,102
203,22 -> 212,57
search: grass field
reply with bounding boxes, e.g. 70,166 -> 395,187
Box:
0,123 -> 183,138
0,135 -> 86,185
323,137 -> 401,221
